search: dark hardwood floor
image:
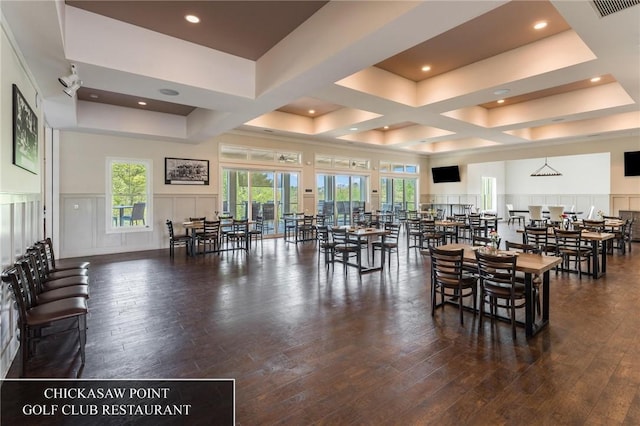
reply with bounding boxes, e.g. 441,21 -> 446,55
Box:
7,224 -> 640,425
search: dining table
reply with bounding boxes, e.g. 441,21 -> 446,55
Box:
434,219 -> 466,243
342,227 -> 390,274
517,227 -> 615,279
434,243 -> 562,337
183,219 -> 254,255
283,214 -> 316,244
112,205 -> 133,226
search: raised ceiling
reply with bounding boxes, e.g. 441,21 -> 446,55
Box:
2,0 -> 639,155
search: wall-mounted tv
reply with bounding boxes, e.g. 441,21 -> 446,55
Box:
432,165 -> 461,183
624,151 -> 640,176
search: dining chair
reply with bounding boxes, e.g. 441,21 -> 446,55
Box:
506,204 -> 524,226
505,241 -> 542,317
331,227 -> 360,275
40,237 -> 90,271
297,215 -> 315,241
316,225 -> 336,268
122,202 -> 146,226
189,216 -> 206,238
262,203 -> 275,234
524,226 -> 555,255
226,219 -> 249,251
476,250 -> 523,339
581,219 -> 605,232
18,253 -> 90,305
166,220 -> 191,257
1,265 -> 88,377
421,219 -> 445,249
472,234 -> 500,249
453,213 -> 470,241
528,205 -> 546,227
26,243 -> 88,285
372,222 -> 400,267
547,206 -> 565,227
249,216 -> 264,249
196,220 -> 221,253
468,214 -> 486,239
429,247 -> 477,325
553,229 -> 591,278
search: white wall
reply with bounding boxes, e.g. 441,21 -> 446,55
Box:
57,129 -> 429,257
1,22 -> 44,378
426,136 -> 640,217
505,153 -> 609,195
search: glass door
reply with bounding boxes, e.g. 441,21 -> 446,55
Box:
316,173 -> 368,225
222,168 -> 300,235
275,172 -> 300,233
380,177 -> 417,212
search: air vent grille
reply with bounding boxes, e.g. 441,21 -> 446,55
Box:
592,0 -> 640,17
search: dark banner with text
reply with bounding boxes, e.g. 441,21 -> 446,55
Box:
1,379 -> 234,425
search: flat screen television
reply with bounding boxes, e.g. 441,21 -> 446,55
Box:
432,165 -> 461,183
624,151 -> 640,176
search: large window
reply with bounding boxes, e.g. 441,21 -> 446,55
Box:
106,158 -> 152,233
222,168 -> 300,235
380,177 -> 417,212
316,174 -> 368,225
481,176 -> 497,212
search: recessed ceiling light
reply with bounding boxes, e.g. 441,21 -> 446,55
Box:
421,65 -> 431,72
494,89 -> 510,96
185,15 -> 200,23
159,88 -> 179,96
497,99 -> 505,104
138,101 -> 147,106
533,21 -> 548,30
383,125 -> 389,130
349,127 -> 358,131
590,76 -> 601,83
308,109 -> 315,114
89,94 -> 99,99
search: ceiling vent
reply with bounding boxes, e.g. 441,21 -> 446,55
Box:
592,0 -> 639,17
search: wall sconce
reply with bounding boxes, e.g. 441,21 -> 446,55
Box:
59,64 -> 82,97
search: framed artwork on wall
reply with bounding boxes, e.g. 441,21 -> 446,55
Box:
12,84 -> 39,174
165,157 -> 210,185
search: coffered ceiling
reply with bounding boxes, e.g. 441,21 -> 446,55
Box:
2,0 -> 639,155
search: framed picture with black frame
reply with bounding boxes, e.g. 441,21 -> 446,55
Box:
165,157 -> 210,185
12,84 -> 38,174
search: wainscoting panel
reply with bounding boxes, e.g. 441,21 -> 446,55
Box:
59,193 -> 220,258
0,193 -> 42,378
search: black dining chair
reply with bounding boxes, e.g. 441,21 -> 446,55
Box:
1,265 -> 88,377
331,227 -> 360,275
429,246 -> 477,325
249,216 -> 264,249
166,220 -> 191,257
196,220 -> 221,253
372,222 -> 400,267
476,250 -> 523,339
316,225 -> 336,268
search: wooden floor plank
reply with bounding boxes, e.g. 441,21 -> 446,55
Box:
6,223 -> 640,424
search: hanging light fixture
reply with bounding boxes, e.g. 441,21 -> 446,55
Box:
530,157 -> 562,177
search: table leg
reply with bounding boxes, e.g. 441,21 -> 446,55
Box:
525,272 -> 534,337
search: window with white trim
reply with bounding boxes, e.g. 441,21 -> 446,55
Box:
106,157 -> 153,233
